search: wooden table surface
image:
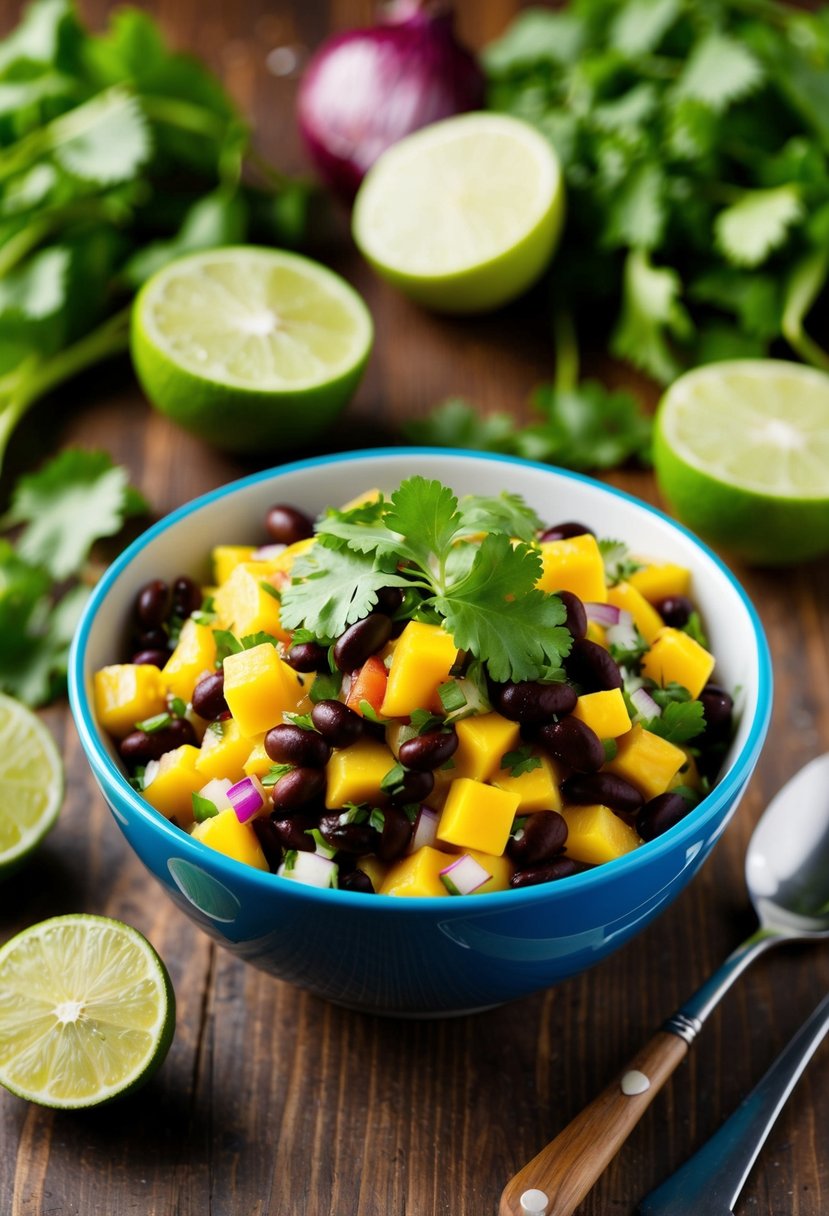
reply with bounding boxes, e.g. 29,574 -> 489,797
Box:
2,1 -> 828,1213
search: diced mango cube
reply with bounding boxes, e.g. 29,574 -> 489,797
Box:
641,627 -> 715,700
537,534 -> 607,603
605,723 -> 687,799
561,803 -> 641,865
572,689 -> 632,739
671,750 -> 702,792
243,740 -> 272,779
223,643 -> 305,737
143,745 -> 202,826
93,664 -> 167,739
629,561 -> 691,603
453,713 -> 521,782
325,739 -> 395,808
196,718 -> 256,783
379,846 -> 449,897
585,621 -> 607,647
437,778 -> 521,857
491,752 -> 562,812
356,854 -> 389,893
213,563 -> 289,643
607,582 -> 664,644
162,619 -> 217,703
212,545 -> 256,586
192,807 -> 268,871
380,621 -> 458,717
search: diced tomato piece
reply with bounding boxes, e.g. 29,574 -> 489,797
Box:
346,655 -> 388,717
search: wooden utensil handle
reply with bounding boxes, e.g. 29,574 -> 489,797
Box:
499,1030 -> 689,1216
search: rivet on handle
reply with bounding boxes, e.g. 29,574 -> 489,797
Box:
520,1188 -> 549,1215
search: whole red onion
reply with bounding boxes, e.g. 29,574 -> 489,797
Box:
296,0 -> 486,200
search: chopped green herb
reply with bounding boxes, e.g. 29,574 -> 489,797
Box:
500,746 -> 542,778
438,681 -> 468,714
358,700 -> 390,724
682,611 -> 709,649
602,738 -> 619,762
368,807 -> 386,832
309,670 -> 342,703
409,708 -> 446,735
282,478 -> 572,684
240,631 -> 280,650
170,697 -> 187,718
671,784 -> 701,807
192,792 -> 219,822
644,699 -> 706,744
608,625 -> 650,670
380,763 -> 407,797
261,763 -> 294,788
282,849 -> 298,872
650,682 -> 692,707
259,581 -> 282,602
128,765 -> 147,791
283,712 -> 315,731
191,609 -> 217,627
598,539 -> 645,586
305,828 -> 336,858
212,629 -> 244,663
135,712 -> 171,734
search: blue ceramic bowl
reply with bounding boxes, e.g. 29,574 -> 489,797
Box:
69,450 -> 772,1015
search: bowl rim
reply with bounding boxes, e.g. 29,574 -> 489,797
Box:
68,447 -> 773,914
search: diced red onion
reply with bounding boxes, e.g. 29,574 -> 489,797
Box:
251,544 -> 287,562
440,852 -> 491,895
606,610 -> 638,652
227,775 -> 267,823
297,1 -> 486,200
198,777 -> 233,811
279,851 -> 338,888
143,759 -> 160,788
585,602 -> 621,628
631,686 -> 662,720
408,805 -> 439,853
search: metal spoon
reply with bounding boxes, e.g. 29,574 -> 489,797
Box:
499,752 -> 829,1216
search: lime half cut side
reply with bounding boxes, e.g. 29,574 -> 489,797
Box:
131,247 -> 373,454
654,359 -> 829,565
0,693 -> 63,878
352,112 -> 564,313
0,915 -> 175,1108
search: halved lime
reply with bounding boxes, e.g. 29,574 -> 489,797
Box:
0,694 -> 63,878
0,915 -> 175,1108
131,246 -> 373,453
654,359 -> 829,565
352,112 -> 564,313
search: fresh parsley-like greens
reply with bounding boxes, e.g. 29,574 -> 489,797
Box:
644,699 -> 706,745
280,477 -> 573,684
500,746 -> 543,778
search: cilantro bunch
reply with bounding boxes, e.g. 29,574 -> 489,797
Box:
0,0 -> 307,476
486,0 -> 829,383
279,477 -> 573,684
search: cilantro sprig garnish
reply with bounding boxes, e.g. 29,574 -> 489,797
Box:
280,478 -> 572,684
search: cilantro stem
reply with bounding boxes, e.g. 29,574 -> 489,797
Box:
0,306 -> 131,476
782,247 -> 829,373
141,95 -> 246,147
553,308 -> 580,394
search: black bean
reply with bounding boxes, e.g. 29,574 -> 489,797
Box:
252,817 -> 291,868
264,724 -> 330,768
135,627 -> 169,651
374,586 -> 404,615
192,670 -> 228,720
558,590 -> 587,641
333,614 -> 393,672
654,595 -> 695,628
539,522 -> 594,542
377,805 -> 414,862
119,718 -> 196,766
132,649 -> 170,668
311,700 -> 365,748
285,641 -> 329,673
388,768 -> 435,804
271,767 -> 325,811
699,683 -> 733,742
398,728 -> 458,772
135,579 -> 170,629
266,503 -> 315,545
269,813 -> 318,853
319,813 -> 379,855
537,717 -> 604,772
561,772 -> 644,818
172,575 -> 202,619
492,680 -> 578,724
510,857 -> 593,887
565,637 -> 623,692
339,869 -> 376,893
507,810 -> 568,867
637,792 -> 691,842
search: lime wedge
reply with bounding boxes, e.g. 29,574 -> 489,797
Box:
0,694 -> 63,878
654,359 -> 829,564
131,246 -> 373,453
0,915 -> 175,1108
352,112 -> 564,313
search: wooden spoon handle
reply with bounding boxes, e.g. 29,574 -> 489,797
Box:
499,1030 -> 689,1216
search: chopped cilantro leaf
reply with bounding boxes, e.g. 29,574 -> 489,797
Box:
500,746 -> 542,778
644,699 -> 706,744
134,712 -> 171,733
192,792 -> 219,822
262,763 -> 294,788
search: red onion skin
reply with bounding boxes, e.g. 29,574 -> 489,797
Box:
297,5 -> 486,200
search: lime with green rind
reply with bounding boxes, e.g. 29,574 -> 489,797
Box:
131,247 -> 373,454
352,113 -> 564,314
654,359 -> 829,565
0,914 -> 175,1109
0,694 -> 63,880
